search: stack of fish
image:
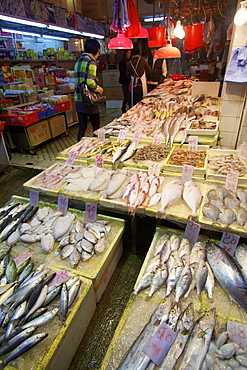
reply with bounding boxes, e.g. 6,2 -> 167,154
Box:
208,154 -> 247,176
134,233 -> 214,302
202,186 -> 247,227
64,138 -> 105,157
132,144 -> 171,163
0,254 -> 81,367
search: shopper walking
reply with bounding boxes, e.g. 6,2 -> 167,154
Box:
126,46 -> 151,107
147,47 -> 167,92
118,49 -> 131,114
74,39 -> 103,141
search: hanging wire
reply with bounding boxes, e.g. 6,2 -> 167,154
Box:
216,0 -> 233,19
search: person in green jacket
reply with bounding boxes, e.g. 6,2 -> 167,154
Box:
74,39 -> 103,141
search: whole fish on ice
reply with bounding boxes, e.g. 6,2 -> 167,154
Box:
183,180 -> 202,218
158,179 -> 184,214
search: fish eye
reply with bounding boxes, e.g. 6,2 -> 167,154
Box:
171,309 -> 175,314
186,309 -> 191,313
160,299 -> 166,304
206,312 -> 211,316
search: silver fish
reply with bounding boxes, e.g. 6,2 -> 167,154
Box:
202,203 -> 220,221
219,207 -> 236,225
112,141 -> 130,164
59,235 -> 70,248
205,261 -> 215,299
236,189 -> 247,203
153,234 -> 170,257
25,285 -> 48,320
60,283 -> 68,322
175,265 -> 192,302
60,244 -> 75,259
119,141 -> 137,163
209,196 -> 224,210
68,280 -> 81,307
207,242 -> 247,311
84,229 -> 97,244
133,271 -> 154,296
81,251 -> 93,261
94,236 -> 107,254
0,326 -> 36,356
235,244 -> 247,284
80,238 -> 94,254
166,264 -> 183,297
196,260 -> 208,295
69,248 -> 81,268
224,194 -> 240,209
146,267 -> 168,299
234,206 -> 247,227
207,188 -> 224,201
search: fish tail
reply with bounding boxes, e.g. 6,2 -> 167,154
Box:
157,210 -> 166,219
145,294 -> 152,301
128,206 -> 136,216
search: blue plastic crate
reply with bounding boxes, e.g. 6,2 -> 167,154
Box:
38,111 -> 47,120
46,107 -> 57,117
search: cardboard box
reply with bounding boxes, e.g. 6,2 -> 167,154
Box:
102,70 -> 121,87
104,87 -> 123,101
66,110 -> 73,125
27,120 -> 51,146
48,114 -> 67,138
81,0 -> 107,20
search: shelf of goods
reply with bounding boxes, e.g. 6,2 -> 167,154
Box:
102,226 -> 247,370
0,196 -> 125,368
0,120 -> 10,173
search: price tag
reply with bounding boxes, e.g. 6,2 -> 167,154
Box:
14,251 -> 32,268
225,172 -> 239,193
143,322 -> 177,366
85,203 -> 97,222
239,142 -> 247,159
149,162 -> 161,176
118,129 -> 127,143
95,154 -> 104,168
66,150 -> 78,166
219,232 -> 240,256
184,220 -> 201,245
30,190 -> 39,207
57,195 -> 68,215
98,129 -> 105,142
227,320 -> 247,350
153,134 -> 163,146
133,131 -> 142,145
188,136 -> 198,152
182,165 -> 194,183
48,269 -> 69,288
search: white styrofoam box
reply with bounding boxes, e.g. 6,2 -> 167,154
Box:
219,116 -> 240,133
221,99 -> 244,118
221,82 -> 247,102
106,100 -> 122,109
191,81 -> 220,97
102,70 -> 121,87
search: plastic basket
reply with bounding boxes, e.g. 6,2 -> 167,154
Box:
170,74 -> 186,81
46,107 -> 57,117
0,111 -> 39,126
38,111 -> 47,120
54,101 -> 70,112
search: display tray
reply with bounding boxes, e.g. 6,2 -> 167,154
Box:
162,144 -> 209,176
186,119 -> 219,136
206,148 -> 247,186
101,226 -> 247,370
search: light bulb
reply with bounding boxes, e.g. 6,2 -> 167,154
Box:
174,20 -> 185,39
234,1 -> 247,26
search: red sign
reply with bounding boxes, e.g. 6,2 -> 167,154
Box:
182,165 -> 194,182
66,150 -> 78,166
153,134 -> 163,146
95,154 -> 104,168
149,162 -> 160,176
227,320 -> 247,350
30,190 -> 39,207
48,269 -> 69,288
118,129 -> 127,143
188,136 -> 198,152
184,220 -> 201,244
225,172 -> 239,193
57,195 -> 68,215
220,232 -> 240,256
14,251 -> 32,268
239,142 -> 247,159
98,129 -> 105,142
85,203 -> 97,222
133,131 -> 141,145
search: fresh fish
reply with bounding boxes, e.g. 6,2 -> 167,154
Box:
133,271 -> 154,295
3,332 -> 48,367
216,331 -> 234,349
68,280 -> 81,307
5,260 -> 17,283
190,241 -> 206,264
43,285 -> 61,307
106,171 -> 127,197
235,355 -> 247,367
196,260 -> 208,295
81,251 -> 93,261
60,283 -> 69,322
240,201 -> 247,212
112,141 -> 130,164
53,214 -> 75,240
0,283 -> 17,305
146,267 -> 168,299
170,234 -> 181,251
0,326 -> 36,356
60,244 -> 75,259
167,304 -> 181,330
6,229 -> 20,247
217,342 -> 239,359
158,179 -> 184,214
119,142 -> 137,163
224,195 -> 240,209
234,206 -> 247,227
202,203 -> 220,221
59,235 -> 70,248
41,233 -> 55,254
18,262 -> 34,283
207,188 -> 224,201
235,245 -> 247,284
10,301 -> 27,322
153,234 -> 170,256
84,229 -> 97,244
205,261 -> 215,299
145,254 -> 160,273
236,189 -> 247,203
25,285 -> 48,320
209,196 -> 224,210
166,264 -> 183,296
94,236 -> 107,254
89,172 -> 111,191
147,192 -> 161,207
69,248 -> 81,268
178,308 -> 216,370
21,308 -> 59,330
207,242 -> 247,311
175,265 -> 192,302
87,224 -> 101,240
80,238 -> 94,254
219,207 -> 235,225
183,180 -> 202,218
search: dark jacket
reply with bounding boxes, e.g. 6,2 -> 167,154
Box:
126,56 -> 151,82
148,55 -> 166,83
118,59 -> 130,85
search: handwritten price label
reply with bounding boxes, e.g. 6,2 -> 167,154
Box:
57,195 -> 68,215
149,162 -> 161,176
66,150 -> 78,166
118,129 -> 128,143
86,203 -> 97,222
188,136 -> 198,152
14,251 -> 32,268
133,131 -> 142,145
220,232 -> 240,256
143,322 -> 177,366
227,320 -> 247,350
225,171 -> 239,193
98,129 -> 105,142
184,220 -> 201,244
48,269 -> 69,288
153,134 -> 163,146
95,154 -> 104,168
30,190 -> 39,207
182,165 -> 194,183
239,142 -> 247,159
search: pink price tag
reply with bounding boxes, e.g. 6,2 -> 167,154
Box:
188,136 -> 198,152
14,251 -> 32,268
149,162 -> 161,176
30,190 -> 39,207
66,150 -> 78,166
184,220 -> 201,244
227,320 -> 247,351
133,131 -> 142,145
118,129 -> 127,143
57,195 -> 68,215
143,322 -> 177,366
182,165 -> 194,182
239,142 -> 247,159
153,134 -> 163,146
85,203 -> 97,222
48,269 -> 69,288
225,172 -> 239,193
219,232 -> 240,256
95,154 -> 104,168
98,129 -> 105,142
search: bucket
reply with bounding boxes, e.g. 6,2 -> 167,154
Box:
148,27 -> 166,47
183,24 -> 206,52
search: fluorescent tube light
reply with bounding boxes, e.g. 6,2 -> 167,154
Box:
144,16 -> 164,22
0,15 -> 46,28
81,32 -> 104,39
2,28 -> 41,37
48,25 -> 81,35
42,35 -> 69,41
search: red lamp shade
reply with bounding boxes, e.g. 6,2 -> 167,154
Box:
108,31 -> 133,49
136,23 -> 149,38
183,24 -> 206,52
148,27 -> 166,47
154,41 -> 181,58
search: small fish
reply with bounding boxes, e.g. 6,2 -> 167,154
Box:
196,260 -> 208,295
146,267 -> 168,299
133,271 -> 154,295
219,207 -> 235,225
60,283 -> 69,322
204,261 -> 214,299
234,206 -> 247,227
0,326 -> 36,356
94,236 -> 107,254
5,260 -> 17,283
183,180 -> 202,218
41,233 -> 55,253
60,244 -> 75,260
202,203 -> 220,221
69,248 -> 81,268
175,265 -> 192,302
68,280 -> 81,307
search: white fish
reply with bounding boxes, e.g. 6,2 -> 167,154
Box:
159,179 -> 184,214
107,179 -> 128,199
133,271 -> 154,295
6,229 -> 20,247
147,192 -> 161,207
148,176 -> 163,198
119,142 -> 137,163
106,171 -> 127,197
175,264 -> 192,302
183,180 -> 202,217
41,233 -> 55,253
53,214 -> 75,240
89,172 -> 111,191
153,234 -> 170,256
204,261 -> 214,299
94,236 -> 107,254
147,267 -> 168,298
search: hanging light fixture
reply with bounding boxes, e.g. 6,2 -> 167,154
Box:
154,40 -> 181,58
108,31 -> 133,49
234,1 -> 247,26
174,20 -> 185,39
134,22 -> 149,38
